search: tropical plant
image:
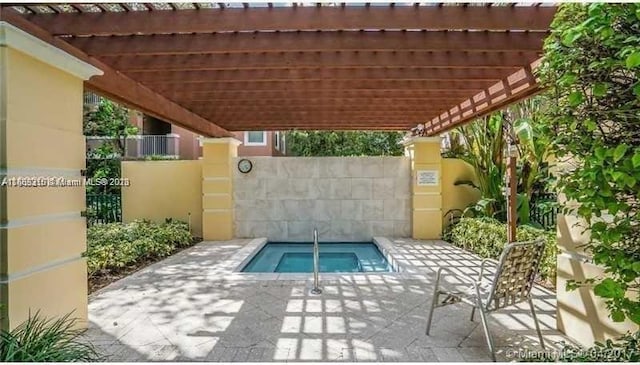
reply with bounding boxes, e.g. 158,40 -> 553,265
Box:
507,96 -> 554,200
0,312 -> 101,362
448,97 -> 554,226
449,113 -> 507,220
286,130 -> 405,156
538,3 -> 640,324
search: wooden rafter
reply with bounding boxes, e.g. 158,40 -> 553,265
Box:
127,68 -> 514,83
198,113 -> 456,120
149,80 -> 493,92
104,51 -> 539,71
94,4 -> 111,12
424,63 -> 541,135
24,6 -> 557,36
68,31 -> 547,56
185,96 -> 460,103
163,89 -> 480,101
190,105 -> 459,113
120,3 -> 134,12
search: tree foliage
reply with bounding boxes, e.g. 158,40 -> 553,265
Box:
84,99 -> 137,194
538,3 -> 640,324
84,99 -> 137,156
286,130 -> 405,156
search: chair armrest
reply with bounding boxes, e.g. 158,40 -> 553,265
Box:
435,266 -> 479,292
478,258 -> 499,282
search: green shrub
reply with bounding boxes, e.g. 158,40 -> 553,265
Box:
86,219 -> 192,276
521,331 -> 639,362
0,312 -> 101,362
444,217 -> 557,285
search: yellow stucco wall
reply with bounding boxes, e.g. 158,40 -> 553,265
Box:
441,158 -> 481,219
1,45 -> 91,329
201,138 -> 240,240
557,212 -> 639,346
406,137 -> 480,240
121,160 -> 203,237
406,137 -> 443,239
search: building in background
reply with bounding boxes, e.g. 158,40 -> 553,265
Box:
231,131 -> 286,157
84,93 -> 286,159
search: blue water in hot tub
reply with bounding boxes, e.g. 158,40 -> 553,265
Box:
242,242 -> 394,273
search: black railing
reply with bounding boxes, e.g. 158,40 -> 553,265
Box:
86,193 -> 122,225
530,193 -> 559,230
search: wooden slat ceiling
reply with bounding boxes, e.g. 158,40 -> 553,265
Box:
1,3 -> 556,136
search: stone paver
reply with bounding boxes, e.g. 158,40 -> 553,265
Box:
85,238 -> 572,362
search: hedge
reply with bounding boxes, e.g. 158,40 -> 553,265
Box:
86,219 -> 193,277
444,217 -> 557,286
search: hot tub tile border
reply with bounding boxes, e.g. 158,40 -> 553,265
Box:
230,237 -> 407,281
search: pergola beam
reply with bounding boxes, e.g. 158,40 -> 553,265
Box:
224,118 -> 420,124
233,126 -> 414,131
129,67 -> 512,83
165,89 -> 479,101
103,51 -> 540,71
68,31 -> 547,56
204,111 -> 440,118
186,100 -> 459,108
151,80 -> 493,92
25,6 -> 557,36
182,97 -> 465,105
223,122 -> 420,131
192,107 -> 453,115
0,8 -> 230,138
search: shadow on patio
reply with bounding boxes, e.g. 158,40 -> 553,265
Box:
85,239 -> 571,362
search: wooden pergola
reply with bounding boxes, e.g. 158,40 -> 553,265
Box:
0,3 -> 556,137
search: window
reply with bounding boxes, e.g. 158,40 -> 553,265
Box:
244,131 -> 267,146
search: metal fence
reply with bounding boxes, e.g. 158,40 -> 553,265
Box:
86,134 -> 180,159
86,193 -> 122,225
140,135 -> 169,156
530,192 -> 559,230
83,92 -> 102,108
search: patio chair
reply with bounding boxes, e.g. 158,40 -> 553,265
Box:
425,238 -> 547,362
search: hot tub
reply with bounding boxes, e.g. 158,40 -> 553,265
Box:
241,241 -> 395,273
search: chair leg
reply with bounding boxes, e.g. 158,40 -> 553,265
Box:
426,270 -> 443,335
470,307 -> 476,322
528,296 -> 546,349
425,291 -> 439,335
476,301 -> 496,362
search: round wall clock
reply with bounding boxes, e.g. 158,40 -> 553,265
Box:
237,158 -> 253,174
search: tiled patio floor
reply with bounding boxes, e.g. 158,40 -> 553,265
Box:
85,238 -> 572,362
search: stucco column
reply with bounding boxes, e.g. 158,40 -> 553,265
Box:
404,137 -> 443,239
555,189 -> 639,344
0,22 -> 102,329
201,137 -> 241,240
